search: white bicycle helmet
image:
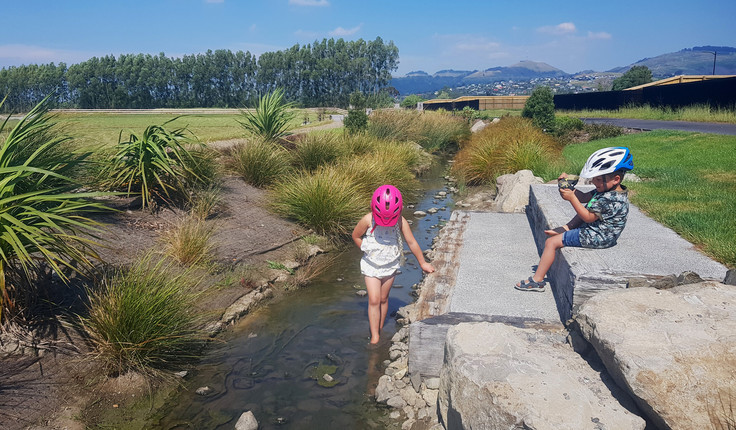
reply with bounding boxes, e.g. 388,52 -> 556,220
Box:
579,147 -> 633,178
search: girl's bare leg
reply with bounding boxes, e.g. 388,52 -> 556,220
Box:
365,275 -> 396,344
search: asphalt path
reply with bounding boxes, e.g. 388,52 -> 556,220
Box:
581,117 -> 736,135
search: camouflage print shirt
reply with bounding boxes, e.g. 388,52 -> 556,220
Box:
579,185 -> 629,249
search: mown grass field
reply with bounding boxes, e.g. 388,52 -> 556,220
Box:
560,131 -> 736,268
44,110 -> 332,148
557,104 -> 736,124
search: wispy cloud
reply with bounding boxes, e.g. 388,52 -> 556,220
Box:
0,44 -> 93,67
289,0 -> 329,6
205,0 -> 224,3
587,31 -> 612,40
295,29 -> 320,40
537,22 -> 577,35
329,24 -> 362,37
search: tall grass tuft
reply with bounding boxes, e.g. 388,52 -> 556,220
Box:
335,155 -> 418,197
81,254 -> 205,376
228,139 -> 291,187
367,110 -> 469,152
271,168 -> 365,236
453,116 -> 562,185
559,103 -> 736,124
162,216 -> 216,266
290,132 -> 345,172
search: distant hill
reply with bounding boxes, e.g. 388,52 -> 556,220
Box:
608,46 -> 736,78
391,61 -> 567,95
392,46 -> 736,96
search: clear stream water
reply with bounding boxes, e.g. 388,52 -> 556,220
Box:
152,161 -> 452,429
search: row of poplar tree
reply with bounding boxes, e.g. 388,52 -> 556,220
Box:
0,37 -> 399,112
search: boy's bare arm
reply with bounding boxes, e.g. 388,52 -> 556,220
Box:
560,188 -> 598,223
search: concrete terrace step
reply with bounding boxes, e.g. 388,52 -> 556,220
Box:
528,184 -> 729,321
409,211 -> 564,379
447,212 -> 560,322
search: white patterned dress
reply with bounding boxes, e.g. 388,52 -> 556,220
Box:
360,220 -> 403,278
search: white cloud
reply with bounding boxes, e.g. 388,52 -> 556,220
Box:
289,0 -> 329,6
329,24 -> 362,37
587,31 -> 612,40
537,22 -> 577,35
250,24 -> 257,32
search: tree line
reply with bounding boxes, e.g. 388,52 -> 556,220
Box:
0,37 -> 399,112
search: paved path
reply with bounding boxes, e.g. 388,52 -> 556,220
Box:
448,212 -> 561,323
582,118 -> 736,135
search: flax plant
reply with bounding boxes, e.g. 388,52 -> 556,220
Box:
0,97 -> 109,324
103,120 -> 203,210
238,88 -> 296,142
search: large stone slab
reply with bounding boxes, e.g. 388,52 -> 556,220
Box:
438,322 -> 645,430
528,184 -> 728,321
576,282 -> 736,430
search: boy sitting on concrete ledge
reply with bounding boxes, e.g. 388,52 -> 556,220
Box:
515,147 -> 634,292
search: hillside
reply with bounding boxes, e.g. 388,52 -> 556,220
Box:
391,61 -> 567,95
392,46 -> 736,96
609,46 -> 736,77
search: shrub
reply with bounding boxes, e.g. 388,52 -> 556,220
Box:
611,65 -> 652,91
522,86 -> 555,131
238,88 -> 296,142
553,116 -> 585,136
453,116 -> 562,185
0,97 -> 110,324
228,139 -> 291,187
81,254 -> 205,376
344,91 -> 369,135
102,121 -> 202,209
400,94 -> 424,109
271,168 -> 365,236
585,123 -> 624,140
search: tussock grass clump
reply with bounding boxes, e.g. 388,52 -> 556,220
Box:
189,185 -> 222,220
290,132 -> 345,171
162,216 -> 216,266
228,139 -> 291,187
81,255 -> 205,376
368,110 -> 469,152
453,116 -> 562,185
335,155 -> 417,197
271,168 -> 365,236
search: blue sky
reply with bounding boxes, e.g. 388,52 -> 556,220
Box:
1,0 -> 733,76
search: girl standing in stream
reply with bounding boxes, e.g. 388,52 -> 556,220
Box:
352,185 -> 435,344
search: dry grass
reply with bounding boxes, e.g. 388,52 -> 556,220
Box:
453,116 -> 562,185
162,216 -> 216,266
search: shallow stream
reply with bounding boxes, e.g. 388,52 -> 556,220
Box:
152,160 -> 452,429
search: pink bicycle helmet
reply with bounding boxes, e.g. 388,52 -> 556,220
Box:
372,185 -> 403,227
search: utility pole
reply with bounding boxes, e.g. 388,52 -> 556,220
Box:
712,51 -> 717,75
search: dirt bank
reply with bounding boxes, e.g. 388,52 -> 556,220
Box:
0,162 -> 317,429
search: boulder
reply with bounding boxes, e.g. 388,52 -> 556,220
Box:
471,120 -> 488,133
235,411 -> 259,430
438,322 -> 645,430
576,282 -> 736,430
494,170 -> 544,213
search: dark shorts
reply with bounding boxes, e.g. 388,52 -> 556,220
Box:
562,228 -> 582,247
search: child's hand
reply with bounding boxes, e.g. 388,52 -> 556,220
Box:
420,262 -> 435,273
558,172 -> 569,180
559,187 -> 576,201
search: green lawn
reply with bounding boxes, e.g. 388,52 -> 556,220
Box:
561,131 -> 736,268
46,110 -> 331,149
